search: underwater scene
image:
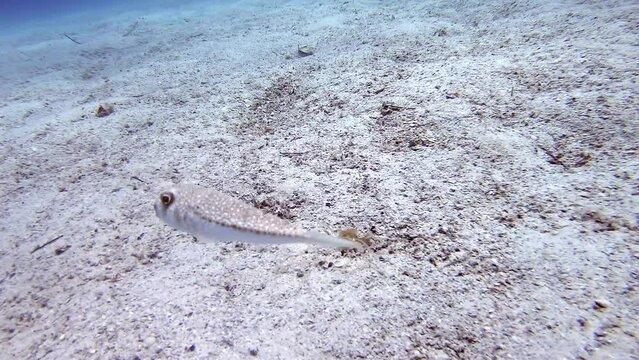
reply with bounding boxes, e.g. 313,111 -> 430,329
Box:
0,0 -> 637,358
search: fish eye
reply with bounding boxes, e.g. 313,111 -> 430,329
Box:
160,192 -> 174,206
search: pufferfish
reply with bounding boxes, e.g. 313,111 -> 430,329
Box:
154,184 -> 363,250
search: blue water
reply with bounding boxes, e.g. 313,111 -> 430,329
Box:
0,0 -> 208,30
1,0 -> 108,25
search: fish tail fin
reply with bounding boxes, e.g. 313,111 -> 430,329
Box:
305,231 -> 364,250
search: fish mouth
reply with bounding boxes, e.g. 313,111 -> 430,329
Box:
153,202 -> 163,218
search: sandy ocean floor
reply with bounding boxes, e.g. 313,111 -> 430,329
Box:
1,0 -> 638,359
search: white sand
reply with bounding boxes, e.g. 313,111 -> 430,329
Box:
1,0 -> 638,358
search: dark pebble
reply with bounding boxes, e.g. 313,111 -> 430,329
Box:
54,245 -> 71,255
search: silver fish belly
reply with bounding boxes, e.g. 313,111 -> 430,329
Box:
154,184 -> 362,249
